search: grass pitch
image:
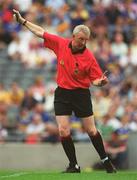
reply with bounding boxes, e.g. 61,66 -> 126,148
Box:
0,170 -> 137,180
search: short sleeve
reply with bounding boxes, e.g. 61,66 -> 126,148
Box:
88,54 -> 103,82
43,32 -> 65,55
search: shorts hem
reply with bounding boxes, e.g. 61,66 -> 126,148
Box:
55,113 -> 72,116
76,112 -> 93,118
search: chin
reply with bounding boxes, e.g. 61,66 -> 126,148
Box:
77,47 -> 84,50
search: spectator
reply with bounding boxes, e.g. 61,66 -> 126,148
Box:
21,88 -> 38,110
44,82 -> 56,112
0,23 -> 13,49
93,130 -> 128,170
25,113 -> 46,144
29,76 -> 46,103
104,130 -> 128,170
8,82 -> 24,106
0,83 -> 10,105
92,89 -> 112,120
32,103 -> 54,123
25,113 -> 58,143
7,32 -> 27,61
111,32 -> 128,62
97,114 -> 115,141
17,108 -> 32,131
129,35 -> 137,66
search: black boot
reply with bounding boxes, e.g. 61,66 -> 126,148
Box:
62,164 -> 81,173
103,159 -> 117,173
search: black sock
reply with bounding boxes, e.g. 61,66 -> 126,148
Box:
88,131 -> 107,159
60,135 -> 78,166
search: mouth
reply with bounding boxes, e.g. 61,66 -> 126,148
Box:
77,45 -> 85,50
71,42 -> 85,53
79,45 -> 84,49
75,43 -> 84,48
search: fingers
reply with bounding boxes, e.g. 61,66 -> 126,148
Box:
13,9 -> 19,15
100,70 -> 108,80
13,9 -> 17,13
102,70 -> 108,77
13,9 -> 19,22
100,76 -> 109,86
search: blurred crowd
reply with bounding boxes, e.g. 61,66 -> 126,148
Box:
0,0 -> 137,168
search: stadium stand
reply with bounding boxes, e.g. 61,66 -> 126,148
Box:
0,1 -> 137,157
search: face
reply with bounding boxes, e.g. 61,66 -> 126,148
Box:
72,31 -> 89,51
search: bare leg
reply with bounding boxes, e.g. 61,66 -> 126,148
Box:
56,115 -> 80,172
82,115 -> 107,159
82,115 -> 116,173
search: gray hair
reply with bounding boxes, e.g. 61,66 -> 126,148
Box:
73,25 -> 91,38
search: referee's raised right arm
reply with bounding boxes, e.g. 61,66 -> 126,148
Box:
13,9 -> 45,38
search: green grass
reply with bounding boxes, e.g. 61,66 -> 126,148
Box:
0,170 -> 137,180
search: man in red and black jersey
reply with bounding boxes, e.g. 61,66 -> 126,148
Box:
13,9 -> 116,173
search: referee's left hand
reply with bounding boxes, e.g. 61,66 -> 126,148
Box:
99,70 -> 109,86
92,71 -> 109,87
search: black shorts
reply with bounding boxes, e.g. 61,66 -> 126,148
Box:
54,86 -> 93,118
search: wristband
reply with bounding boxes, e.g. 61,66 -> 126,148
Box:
22,20 -> 27,26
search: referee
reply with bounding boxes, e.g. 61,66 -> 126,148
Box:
13,9 -> 116,173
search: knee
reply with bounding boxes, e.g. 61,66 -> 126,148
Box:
58,125 -> 70,137
85,127 -> 97,136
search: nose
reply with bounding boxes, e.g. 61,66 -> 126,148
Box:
81,39 -> 86,45
79,41 -> 85,47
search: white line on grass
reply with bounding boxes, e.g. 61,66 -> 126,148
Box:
0,172 -> 29,179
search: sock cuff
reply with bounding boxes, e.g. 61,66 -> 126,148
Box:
101,157 -> 109,163
60,135 -> 71,141
90,130 -> 100,138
